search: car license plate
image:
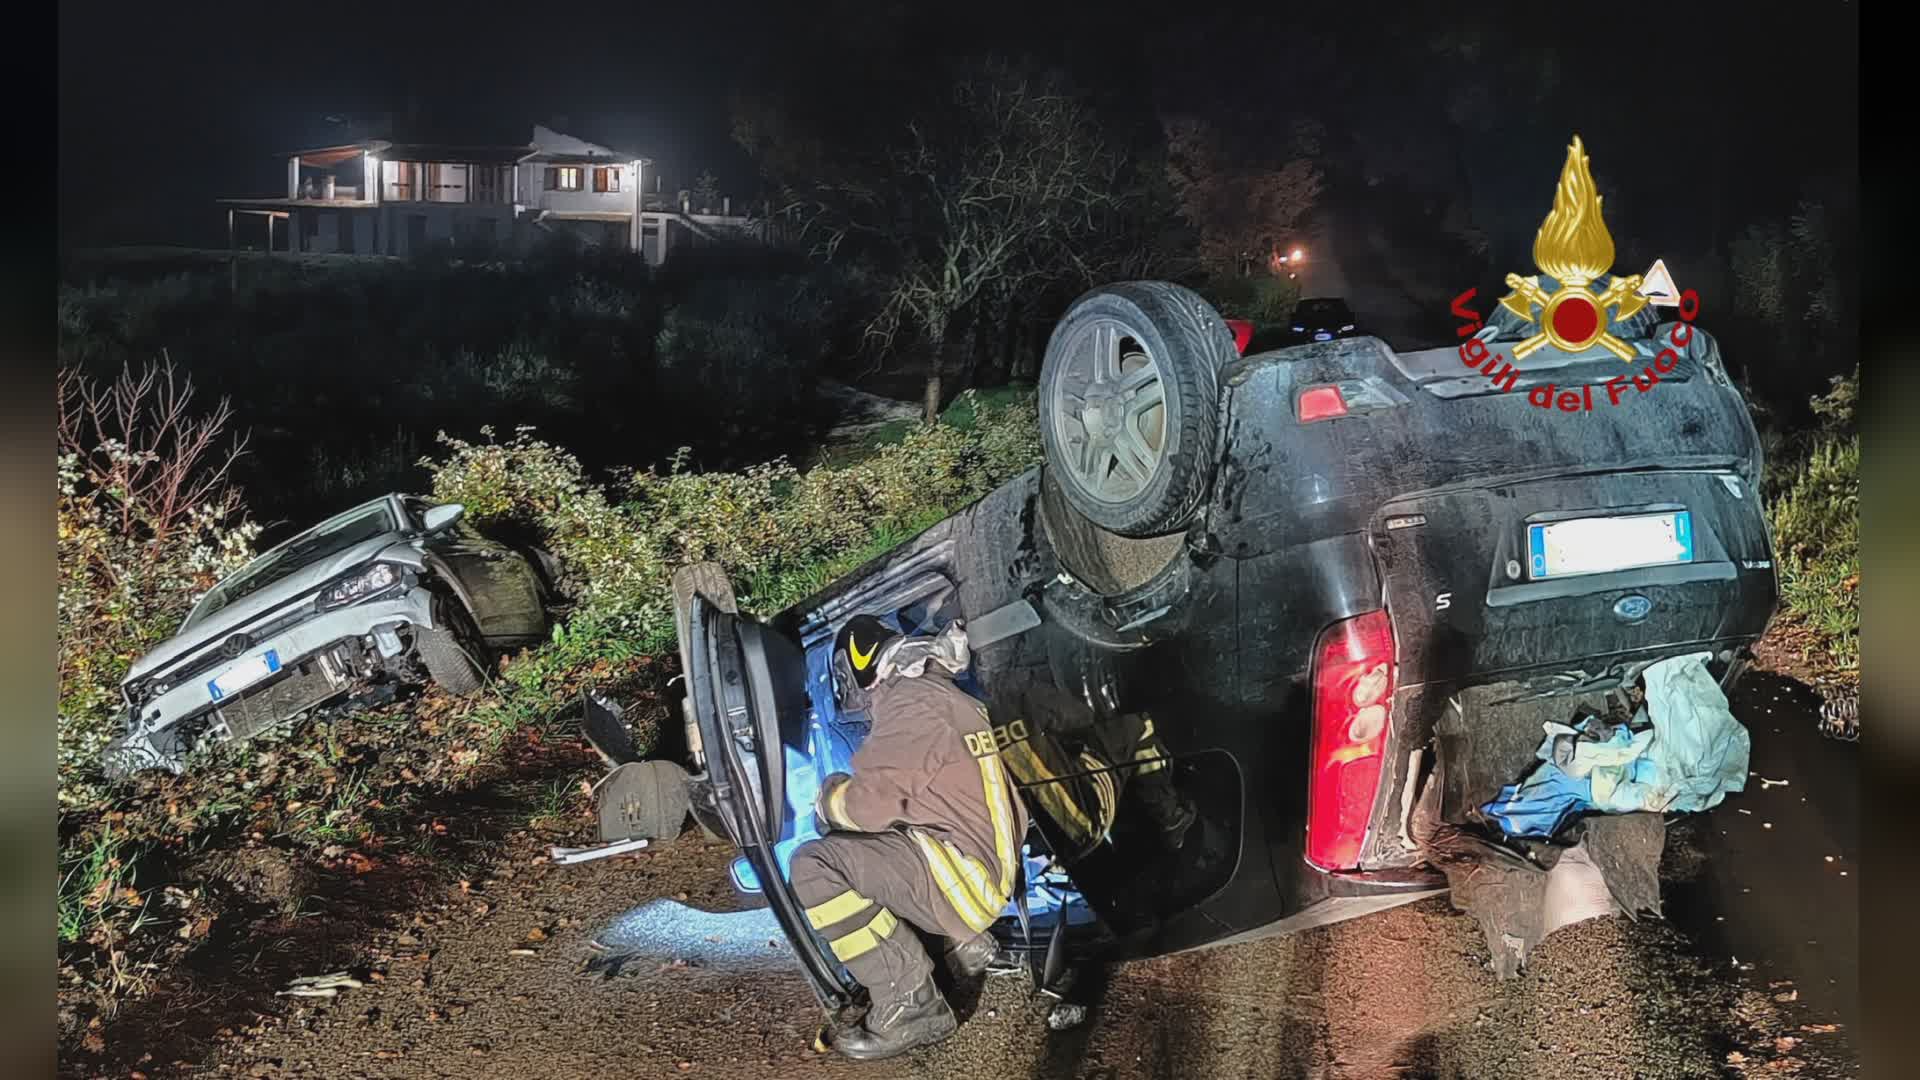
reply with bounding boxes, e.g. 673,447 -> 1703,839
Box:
1314,331 -> 1333,341
208,650 -> 281,700
1527,512 -> 1693,580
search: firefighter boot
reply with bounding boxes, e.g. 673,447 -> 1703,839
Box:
834,975 -> 958,1061
944,930 -> 999,979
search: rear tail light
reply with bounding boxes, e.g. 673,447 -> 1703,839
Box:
1294,377 -> 1408,423
1305,609 -> 1397,871
1296,385 -> 1348,421
1226,318 -> 1253,355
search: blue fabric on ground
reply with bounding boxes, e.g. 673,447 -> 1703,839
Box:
1483,761 -> 1592,839
1481,652 -> 1752,838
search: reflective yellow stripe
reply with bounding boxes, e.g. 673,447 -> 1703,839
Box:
829,907 -> 900,962
827,781 -> 855,830
1140,714 -> 1155,739
911,831 -> 1000,933
1080,751 -> 1118,835
804,889 -> 872,930
1134,745 -> 1168,775
977,755 -> 1018,896
1004,740 -> 1093,837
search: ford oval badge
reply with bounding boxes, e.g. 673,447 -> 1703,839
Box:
1613,594 -> 1653,623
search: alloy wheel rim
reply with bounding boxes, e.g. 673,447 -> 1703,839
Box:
1051,318 -> 1168,503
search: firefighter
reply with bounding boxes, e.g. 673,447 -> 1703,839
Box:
789,615 -> 1029,1061
995,682 -> 1195,863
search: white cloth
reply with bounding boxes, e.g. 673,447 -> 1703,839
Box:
875,622 -> 971,682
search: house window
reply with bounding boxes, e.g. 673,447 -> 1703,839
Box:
593,166 -> 621,193
473,166 -> 503,205
425,163 -> 468,203
383,160 -> 415,201
546,166 -> 583,192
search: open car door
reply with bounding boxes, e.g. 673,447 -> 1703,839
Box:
672,563 -> 852,1009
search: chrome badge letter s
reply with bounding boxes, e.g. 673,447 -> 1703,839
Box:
1435,592 -> 1452,612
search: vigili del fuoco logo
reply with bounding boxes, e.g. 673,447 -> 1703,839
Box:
1450,136 -> 1700,413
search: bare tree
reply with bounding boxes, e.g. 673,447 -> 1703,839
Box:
816,60 -> 1123,422
1163,115 -> 1323,278
56,357 -> 249,544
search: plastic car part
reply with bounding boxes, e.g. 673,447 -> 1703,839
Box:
596,759 -> 692,842
1038,282 -> 1228,538
1304,609 -> 1398,871
1224,318 -> 1254,355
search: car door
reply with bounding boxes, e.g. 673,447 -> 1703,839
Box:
411,499 -> 547,644
675,565 -> 852,1008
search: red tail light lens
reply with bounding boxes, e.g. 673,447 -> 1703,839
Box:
1296,385 -> 1348,422
1226,318 -> 1254,355
1305,609 -> 1397,871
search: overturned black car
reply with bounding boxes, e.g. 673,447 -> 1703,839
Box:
644,276 -> 1776,1014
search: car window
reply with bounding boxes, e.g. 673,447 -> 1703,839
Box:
186,500 -> 398,627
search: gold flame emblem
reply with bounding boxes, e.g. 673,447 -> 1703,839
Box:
1498,136 -> 1646,361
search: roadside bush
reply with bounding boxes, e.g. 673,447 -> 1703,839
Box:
57,363 -> 260,804
428,389 -> 1041,646
1768,434 -> 1859,671
1200,271 -> 1300,324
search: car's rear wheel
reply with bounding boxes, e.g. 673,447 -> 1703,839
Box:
1039,282 -> 1230,538
418,598 -> 488,697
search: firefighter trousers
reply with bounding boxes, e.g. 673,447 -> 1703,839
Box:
789,830 -> 985,995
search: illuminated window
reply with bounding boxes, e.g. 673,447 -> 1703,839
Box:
382,160 -> 415,201
546,166 -> 583,192
593,166 -> 621,193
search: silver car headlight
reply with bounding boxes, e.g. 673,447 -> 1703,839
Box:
318,563 -> 403,610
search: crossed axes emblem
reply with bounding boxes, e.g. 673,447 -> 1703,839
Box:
1497,272 -> 1648,362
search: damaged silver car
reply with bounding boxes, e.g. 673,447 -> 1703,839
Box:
104,494 -> 556,777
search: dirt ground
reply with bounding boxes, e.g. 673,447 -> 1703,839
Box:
173,829 -> 1849,1080
65,649 -> 1858,1080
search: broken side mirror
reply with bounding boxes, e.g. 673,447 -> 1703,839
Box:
420,503 -> 465,535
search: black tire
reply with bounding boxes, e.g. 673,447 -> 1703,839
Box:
599,759 -> 694,842
417,599 -> 487,697
671,564 -> 737,769
1039,282 -> 1229,538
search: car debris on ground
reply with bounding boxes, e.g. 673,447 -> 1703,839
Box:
1482,652 -> 1752,838
547,838 -> 650,865
277,972 -> 364,998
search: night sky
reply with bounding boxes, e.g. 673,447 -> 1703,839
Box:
59,0 -> 1858,259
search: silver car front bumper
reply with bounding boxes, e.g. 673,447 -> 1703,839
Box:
128,588 -> 437,745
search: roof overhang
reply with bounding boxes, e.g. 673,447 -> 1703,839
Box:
278,140 -> 389,162
527,153 -> 650,166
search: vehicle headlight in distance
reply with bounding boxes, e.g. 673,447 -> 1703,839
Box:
320,563 -> 401,610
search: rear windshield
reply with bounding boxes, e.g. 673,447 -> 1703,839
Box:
185,500 -> 398,627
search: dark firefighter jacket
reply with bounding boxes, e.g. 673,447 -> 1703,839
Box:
813,667 -> 1029,934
